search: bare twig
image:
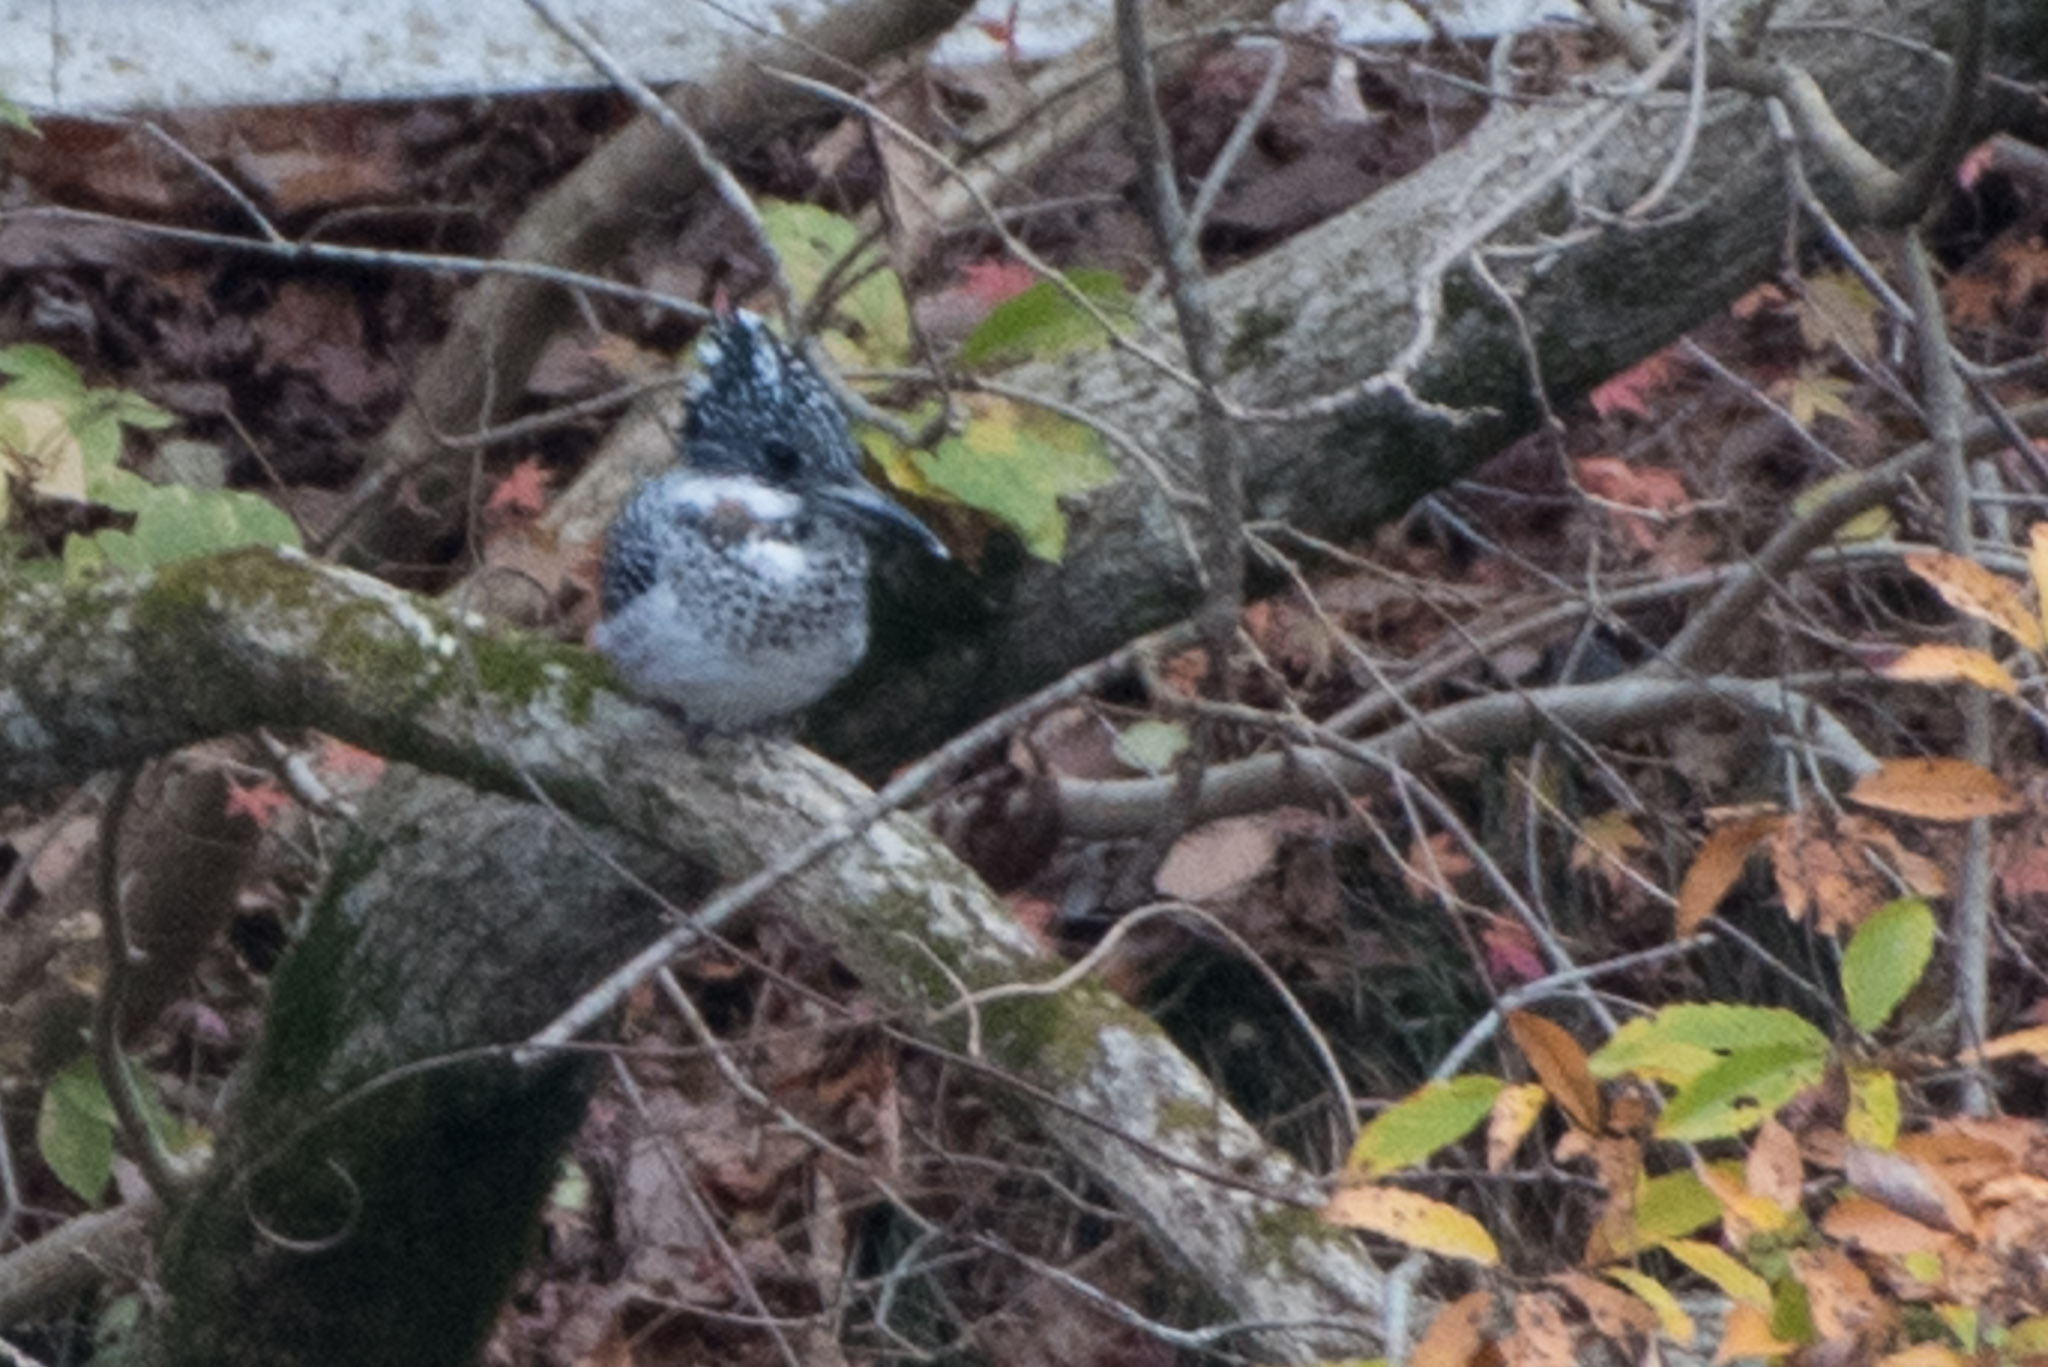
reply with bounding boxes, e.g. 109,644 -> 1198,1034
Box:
1901,230 -> 1995,1114
522,0 -> 794,324
928,900 -> 1358,1142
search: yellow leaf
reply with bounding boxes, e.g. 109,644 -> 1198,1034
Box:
1904,549 -> 2046,651
1845,1066 -> 1900,1149
1571,809 -> 1647,872
1791,472 -> 1894,542
0,397 -> 86,500
1785,368 -> 1856,426
1799,271 -> 1881,360
1848,757 -> 2024,822
1879,644 -> 2018,695
1677,814 -> 1782,936
1698,1161 -> 1794,1237
1487,1083 -> 1548,1172
2031,522 -> 2048,644
1507,1011 -> 1604,1134
1321,1184 -> 1500,1265
1877,1347 -> 1969,1367
1662,1238 -> 1772,1309
1601,1266 -> 1696,1345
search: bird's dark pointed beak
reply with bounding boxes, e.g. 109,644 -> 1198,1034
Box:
821,482 -> 950,560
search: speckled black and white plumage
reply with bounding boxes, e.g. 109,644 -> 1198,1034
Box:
594,313 -> 942,730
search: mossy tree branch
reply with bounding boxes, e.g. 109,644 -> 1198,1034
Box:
0,549 -> 1385,1362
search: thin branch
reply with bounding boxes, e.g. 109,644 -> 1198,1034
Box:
1665,401 -> 2048,669
521,0 -> 794,324
928,899 -> 1358,1142
0,205 -> 708,323
1901,229 -> 1995,1115
93,767 -> 189,1201
517,634 -> 1159,1062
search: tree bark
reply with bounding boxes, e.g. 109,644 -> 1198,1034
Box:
146,769 -> 692,1367
806,0 -> 2048,778
0,552 -> 1388,1363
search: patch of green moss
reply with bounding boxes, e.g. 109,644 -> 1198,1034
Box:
1156,1095 -> 1215,1135
1226,304 -> 1293,374
469,632 -> 607,726
258,878 -> 365,1096
1246,1202 -> 1342,1272
982,983 -> 1133,1083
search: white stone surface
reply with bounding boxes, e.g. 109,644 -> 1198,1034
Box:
1,0 -> 1581,113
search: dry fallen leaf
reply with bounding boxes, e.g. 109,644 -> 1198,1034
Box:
1848,757 -> 2024,823
1321,1184 -> 1500,1265
1878,643 -> 2019,695
1507,1011 -> 1604,1134
1904,549 -> 2045,651
1677,813 -> 1782,935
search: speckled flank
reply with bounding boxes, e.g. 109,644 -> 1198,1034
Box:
593,311 -> 941,730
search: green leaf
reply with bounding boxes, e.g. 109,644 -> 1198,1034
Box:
1845,1065 -> 1900,1149
758,200 -> 910,365
1346,1075 -> 1502,1178
1657,1041 -> 1829,1141
0,95 -> 35,134
0,343 -> 86,396
1113,720 -> 1189,775
958,270 -> 1134,369
67,479 -> 300,576
36,1054 -> 116,1203
906,396 -> 1114,560
1841,897 -> 1935,1034
1590,1003 -> 1829,1085
1613,1170 -> 1721,1254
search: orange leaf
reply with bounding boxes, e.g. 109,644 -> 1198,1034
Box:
1411,1290 -> 1496,1367
1507,1011 -> 1604,1134
1844,1145 -> 1975,1235
1548,1270 -> 1661,1341
1510,1293 -> 1576,1367
1820,1193 -> 1951,1256
1976,1023 -> 2048,1061
1848,757 -> 2024,823
1746,1119 -> 1804,1213
1904,549 -> 2045,650
1877,1346 -> 1970,1367
1714,1302 -> 1797,1362
1878,643 -> 2019,695
1790,1246 -> 1889,1350
1677,814 -> 1782,935
1769,808 -> 1890,933
1321,1184 -> 1500,1265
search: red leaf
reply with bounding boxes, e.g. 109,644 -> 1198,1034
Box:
1484,921 -> 1544,985
487,458 -> 553,518
224,778 -> 294,829
957,258 -> 1037,308
316,737 -> 387,786
1589,348 -> 1681,420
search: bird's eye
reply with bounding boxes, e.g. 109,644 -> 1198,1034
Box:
760,439 -> 803,482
